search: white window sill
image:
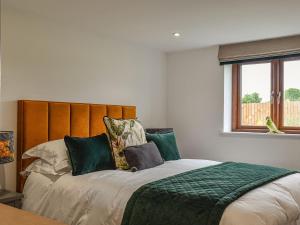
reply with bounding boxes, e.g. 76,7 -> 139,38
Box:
221,131 -> 300,139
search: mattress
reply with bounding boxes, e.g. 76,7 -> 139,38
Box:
22,159 -> 300,225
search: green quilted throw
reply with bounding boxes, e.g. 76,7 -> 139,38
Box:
121,162 -> 297,225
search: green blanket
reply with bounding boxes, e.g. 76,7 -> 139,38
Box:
121,162 -> 296,225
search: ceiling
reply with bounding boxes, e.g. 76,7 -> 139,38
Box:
6,0 -> 300,52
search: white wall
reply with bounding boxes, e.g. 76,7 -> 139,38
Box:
0,3 -> 167,190
167,46 -> 300,170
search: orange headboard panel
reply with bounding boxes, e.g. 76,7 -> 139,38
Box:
17,100 -> 136,192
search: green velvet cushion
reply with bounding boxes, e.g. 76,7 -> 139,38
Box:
146,132 -> 180,161
64,134 -> 115,176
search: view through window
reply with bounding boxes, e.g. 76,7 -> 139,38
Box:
283,60 -> 300,127
232,58 -> 300,133
241,63 -> 271,126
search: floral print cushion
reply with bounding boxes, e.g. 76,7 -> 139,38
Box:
103,117 -> 147,170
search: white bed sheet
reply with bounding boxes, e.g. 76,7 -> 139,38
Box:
22,159 -> 300,225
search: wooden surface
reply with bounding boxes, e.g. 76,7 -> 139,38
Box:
231,59 -> 300,134
0,203 -> 67,225
231,63 -> 268,133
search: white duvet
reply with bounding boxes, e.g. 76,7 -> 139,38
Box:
22,159 -> 300,225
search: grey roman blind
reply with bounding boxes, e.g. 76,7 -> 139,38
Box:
218,35 -> 300,65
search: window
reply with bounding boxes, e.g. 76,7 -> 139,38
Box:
232,58 -> 300,133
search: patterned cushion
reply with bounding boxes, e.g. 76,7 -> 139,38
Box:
104,117 -> 147,170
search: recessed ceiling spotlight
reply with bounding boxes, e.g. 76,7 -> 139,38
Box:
173,32 -> 181,38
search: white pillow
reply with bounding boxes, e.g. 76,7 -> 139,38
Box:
22,159 -> 69,176
22,139 -> 71,173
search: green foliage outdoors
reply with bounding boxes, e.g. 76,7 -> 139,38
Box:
285,88 -> 300,101
242,92 -> 262,103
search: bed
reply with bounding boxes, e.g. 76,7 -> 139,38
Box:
17,100 -> 300,225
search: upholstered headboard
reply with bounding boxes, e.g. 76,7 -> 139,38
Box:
17,100 -> 136,192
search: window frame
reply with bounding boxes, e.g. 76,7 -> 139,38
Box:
231,57 -> 300,134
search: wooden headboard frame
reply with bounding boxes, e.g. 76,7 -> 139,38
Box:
17,100 -> 136,192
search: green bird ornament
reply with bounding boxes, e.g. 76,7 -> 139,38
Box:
265,116 -> 284,134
